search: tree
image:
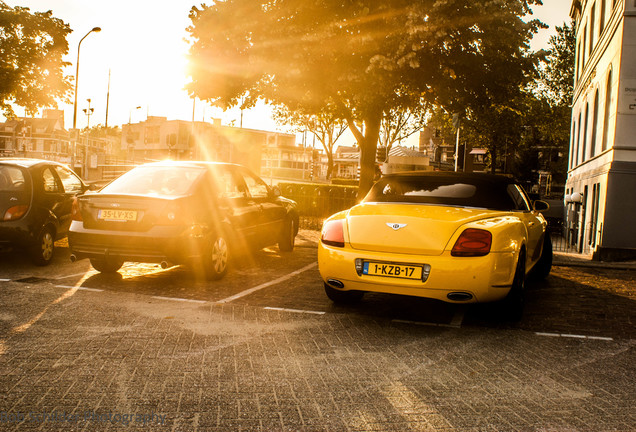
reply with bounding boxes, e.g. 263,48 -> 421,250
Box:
379,102 -> 430,158
186,0 -> 543,197
0,2 -> 72,118
273,106 -> 347,180
510,21 -> 574,190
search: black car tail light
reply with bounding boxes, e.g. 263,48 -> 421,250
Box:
3,205 -> 28,221
71,198 -> 82,222
321,219 -> 345,247
451,228 -> 492,257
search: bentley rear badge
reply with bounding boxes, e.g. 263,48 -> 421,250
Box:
387,223 -> 407,231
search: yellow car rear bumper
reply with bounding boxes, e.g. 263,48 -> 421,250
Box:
318,242 -> 518,303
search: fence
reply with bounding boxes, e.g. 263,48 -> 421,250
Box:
278,182 -> 359,230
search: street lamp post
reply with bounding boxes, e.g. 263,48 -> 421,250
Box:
129,106 -> 141,124
71,26 -> 101,172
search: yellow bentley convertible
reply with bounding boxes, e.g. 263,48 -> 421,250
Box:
318,171 -> 552,319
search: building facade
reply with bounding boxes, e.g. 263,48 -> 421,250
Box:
0,110 -> 115,180
565,0 -> 636,259
122,117 -> 303,180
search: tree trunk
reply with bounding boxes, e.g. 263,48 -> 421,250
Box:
326,152 -> 334,179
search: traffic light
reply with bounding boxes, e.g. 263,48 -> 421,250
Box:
376,146 -> 387,163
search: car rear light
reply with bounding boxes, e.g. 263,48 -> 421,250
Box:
321,219 -> 345,247
3,205 -> 28,221
451,228 -> 492,257
71,198 -> 83,221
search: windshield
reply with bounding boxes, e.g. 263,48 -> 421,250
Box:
0,166 -> 26,192
100,165 -> 205,197
364,175 -> 522,211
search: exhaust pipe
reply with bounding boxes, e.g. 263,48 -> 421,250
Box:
447,292 -> 473,302
160,261 -> 170,269
327,278 -> 345,289
70,254 -> 77,263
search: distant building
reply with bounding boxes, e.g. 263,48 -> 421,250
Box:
122,117 -> 304,179
330,145 -> 360,179
381,146 -> 432,174
565,0 -> 636,259
0,109 -> 113,179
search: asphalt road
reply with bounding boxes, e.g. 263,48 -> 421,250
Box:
0,231 -> 634,431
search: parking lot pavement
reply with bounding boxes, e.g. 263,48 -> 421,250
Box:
0,230 -> 635,431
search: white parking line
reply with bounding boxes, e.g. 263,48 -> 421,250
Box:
53,272 -> 96,280
151,296 -> 207,304
216,262 -> 318,304
55,285 -> 104,292
535,332 -> 614,341
264,306 -> 325,315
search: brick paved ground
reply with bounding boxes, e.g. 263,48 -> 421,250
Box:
0,232 -> 634,431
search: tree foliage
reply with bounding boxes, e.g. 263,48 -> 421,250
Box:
187,0 -> 543,196
273,106 -> 347,179
0,2 -> 72,118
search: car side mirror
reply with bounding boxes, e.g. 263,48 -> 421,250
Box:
533,200 -> 550,212
270,185 -> 282,197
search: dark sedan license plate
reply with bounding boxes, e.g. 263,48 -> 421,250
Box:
363,261 -> 423,280
98,209 -> 137,221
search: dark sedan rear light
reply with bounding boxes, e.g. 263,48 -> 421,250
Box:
451,228 -> 492,257
3,205 -> 28,221
71,198 -> 82,222
321,219 -> 345,247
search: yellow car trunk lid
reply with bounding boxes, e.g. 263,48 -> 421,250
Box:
346,203 -> 500,256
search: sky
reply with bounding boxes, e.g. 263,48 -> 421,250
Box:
4,0 -> 573,143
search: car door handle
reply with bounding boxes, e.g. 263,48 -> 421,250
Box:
528,221 -> 535,226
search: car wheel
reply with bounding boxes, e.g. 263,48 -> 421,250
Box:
531,234 -> 552,281
30,226 -> 55,266
500,253 -> 525,321
324,283 -> 364,304
278,217 -> 296,252
90,257 -> 124,273
204,233 -> 229,280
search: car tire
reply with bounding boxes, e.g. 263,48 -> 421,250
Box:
278,216 -> 296,252
90,257 -> 124,273
324,283 -> 364,304
204,232 -> 229,280
531,234 -> 552,281
500,252 -> 526,321
30,226 -> 55,266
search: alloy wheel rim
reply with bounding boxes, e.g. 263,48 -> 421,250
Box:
212,237 -> 228,272
42,232 -> 53,261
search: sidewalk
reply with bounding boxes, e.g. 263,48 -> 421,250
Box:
553,251 -> 636,270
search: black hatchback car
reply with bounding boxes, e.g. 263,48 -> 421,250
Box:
68,161 -> 299,279
0,158 -> 91,265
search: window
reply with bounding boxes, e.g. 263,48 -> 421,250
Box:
570,120 -> 577,169
575,112 -> 582,166
591,90 -> 599,158
0,166 -> 25,192
582,25 -> 587,67
242,171 -> 269,199
55,166 -> 83,193
599,0 -> 606,34
589,4 -> 596,53
42,168 -> 60,193
602,71 -> 613,151
581,103 -> 589,164
507,185 -> 531,211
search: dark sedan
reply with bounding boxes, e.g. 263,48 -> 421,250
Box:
0,158 -> 92,265
68,161 -> 299,279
